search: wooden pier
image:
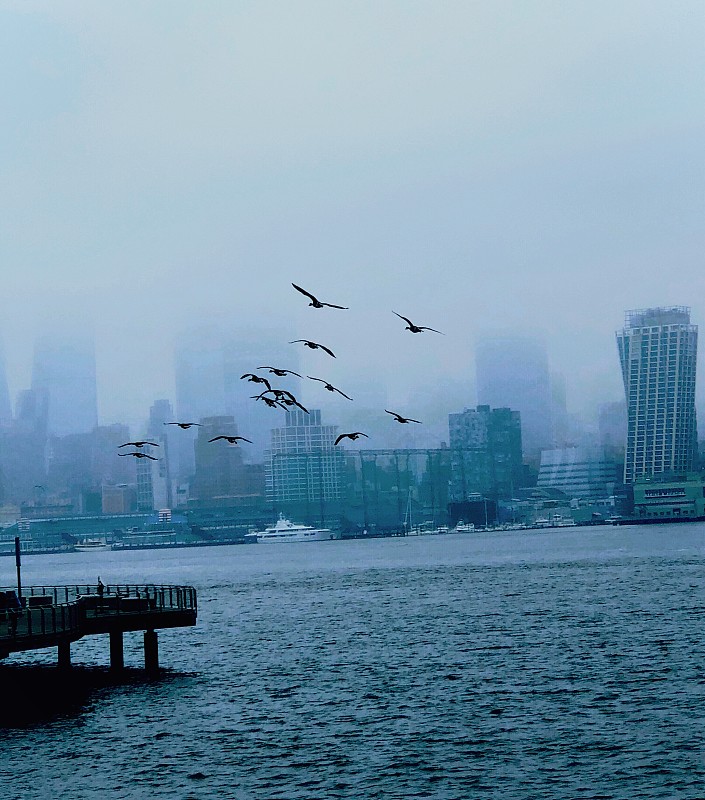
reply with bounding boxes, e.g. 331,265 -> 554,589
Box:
0,584 -> 197,673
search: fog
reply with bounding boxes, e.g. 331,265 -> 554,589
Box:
2,1 -> 703,435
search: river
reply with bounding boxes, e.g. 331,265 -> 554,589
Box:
0,523 -> 703,799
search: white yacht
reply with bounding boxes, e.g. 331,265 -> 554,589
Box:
452,521 -> 475,533
74,537 -> 111,552
251,515 -> 340,543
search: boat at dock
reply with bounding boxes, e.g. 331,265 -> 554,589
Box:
249,514 -> 340,543
74,537 -> 111,552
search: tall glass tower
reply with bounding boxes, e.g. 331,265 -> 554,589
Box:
616,307 -> 698,483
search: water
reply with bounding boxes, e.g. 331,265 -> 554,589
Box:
0,524 -> 703,799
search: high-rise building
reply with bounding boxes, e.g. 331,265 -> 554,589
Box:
448,405 -> 523,500
191,416 -> 264,504
537,446 -> 617,499
617,307 -> 698,483
476,334 -> 552,456
174,325 -> 300,473
138,399 -> 175,510
265,408 -> 344,505
31,332 -> 98,436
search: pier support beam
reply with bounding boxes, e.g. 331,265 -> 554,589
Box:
58,641 -> 71,670
144,629 -> 159,674
109,631 -> 124,671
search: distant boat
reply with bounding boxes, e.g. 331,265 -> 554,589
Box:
74,537 -> 111,552
250,514 -> 340,543
452,521 -> 475,533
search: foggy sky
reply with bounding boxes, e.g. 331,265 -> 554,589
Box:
2,1 -> 703,433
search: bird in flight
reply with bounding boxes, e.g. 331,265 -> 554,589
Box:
118,441 -> 160,449
334,432 -> 369,445
164,422 -> 202,429
292,283 -> 348,310
290,340 -> 336,358
257,366 -> 302,378
251,393 -> 288,410
260,389 -> 309,413
307,376 -> 352,400
119,451 -> 158,460
385,410 -> 422,424
240,373 -> 272,391
393,312 -> 444,335
208,435 -> 253,444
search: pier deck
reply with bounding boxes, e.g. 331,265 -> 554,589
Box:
0,584 -> 197,669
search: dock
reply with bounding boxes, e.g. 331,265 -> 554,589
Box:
0,584 -> 197,673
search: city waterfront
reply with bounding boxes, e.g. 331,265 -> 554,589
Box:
1,524 -> 703,799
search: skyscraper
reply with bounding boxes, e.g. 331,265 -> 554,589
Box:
174,324 -> 301,470
448,404 -> 524,500
265,408 -> 344,505
31,332 -> 98,436
476,334 -> 552,457
617,307 -> 698,483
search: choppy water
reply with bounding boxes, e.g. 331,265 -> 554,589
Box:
0,524 -> 704,799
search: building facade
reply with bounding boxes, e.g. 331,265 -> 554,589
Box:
631,473 -> 705,521
537,446 -> 617,499
265,409 -> 344,504
617,307 -> 698,483
448,405 -> 523,500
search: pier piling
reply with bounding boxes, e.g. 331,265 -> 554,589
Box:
109,630 -> 124,671
58,641 -> 71,670
144,629 -> 159,674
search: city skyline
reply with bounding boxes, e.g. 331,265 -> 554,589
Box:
0,306 -> 703,453
1,3 -> 703,430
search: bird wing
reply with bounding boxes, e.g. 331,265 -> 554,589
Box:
118,452 -> 129,456
289,340 -> 306,344
321,302 -> 348,310
408,418 -> 422,424
307,375 -> 325,383
393,311 -> 414,326
334,434 -> 347,445
208,436 -> 225,442
385,410 -> 399,418
240,373 -> 255,380
238,437 -> 254,443
118,442 -> 134,447
335,388 -> 353,400
318,344 -> 336,357
146,454 -> 158,460
294,401 -> 309,413
292,283 -> 318,303
419,326 -> 445,334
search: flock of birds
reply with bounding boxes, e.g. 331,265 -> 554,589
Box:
117,283 -> 442,460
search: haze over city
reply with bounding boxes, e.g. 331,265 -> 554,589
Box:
2,1 -> 703,435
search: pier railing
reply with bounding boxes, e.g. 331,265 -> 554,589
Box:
0,584 -> 197,646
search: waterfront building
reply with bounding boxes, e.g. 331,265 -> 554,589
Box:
537,446 -> 617,499
476,334 -> 553,457
448,404 -> 523,500
265,408 -> 344,505
616,307 -> 698,483
631,473 -> 705,521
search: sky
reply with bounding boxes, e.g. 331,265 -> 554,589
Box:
1,1 -> 703,433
